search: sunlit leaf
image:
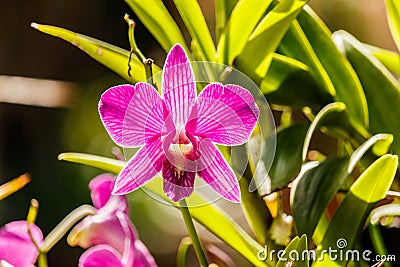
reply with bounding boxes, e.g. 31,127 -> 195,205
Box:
385,0 -> 400,50
334,30 -> 400,156
293,6 -> 369,132
215,0 -> 239,41
173,0 -> 216,61
364,44 -> 400,75
316,155 -> 398,266
235,0 -> 308,80
276,235 -> 309,267
58,152 -> 271,267
293,134 -> 393,239
217,0 -> 273,64
31,23 -> 162,83
261,54 -> 332,109
125,0 -> 188,52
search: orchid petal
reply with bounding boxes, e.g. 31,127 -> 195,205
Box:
99,83 -> 164,147
162,44 -> 196,128
89,173 -> 116,209
0,221 -> 43,267
113,138 -> 164,195
198,140 -> 241,203
162,160 -> 196,202
133,240 -> 158,267
188,83 -> 259,145
79,245 -> 124,267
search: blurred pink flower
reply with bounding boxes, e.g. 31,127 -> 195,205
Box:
68,174 -> 156,267
0,221 -> 43,267
99,44 -> 259,202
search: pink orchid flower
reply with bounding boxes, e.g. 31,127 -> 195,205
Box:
68,174 -> 156,267
99,44 -> 259,202
0,221 -> 43,267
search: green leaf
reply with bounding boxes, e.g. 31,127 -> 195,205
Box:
235,0 -> 308,79
364,44 -> 400,75
217,0 -> 273,64
239,177 -> 272,246
269,124 -> 309,191
261,54 -> 333,109
125,0 -> 188,52
276,235 -> 309,267
58,152 -> 271,267
317,155 -> 398,266
279,20 -> 336,96
215,0 -> 239,41
351,155 -> 398,203
334,30 -> 400,156
173,0 -> 216,61
385,0 -> 400,50
293,157 -> 349,238
293,134 -> 393,239
294,7 -> 369,132
31,23 -> 158,83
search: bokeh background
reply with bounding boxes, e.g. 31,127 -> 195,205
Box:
0,0 -> 397,266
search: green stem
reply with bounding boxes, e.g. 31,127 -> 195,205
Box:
178,199 -> 209,267
368,224 -> 391,267
37,253 -> 48,267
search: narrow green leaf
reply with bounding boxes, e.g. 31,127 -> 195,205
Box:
318,155 -> 398,266
217,0 -> 273,64
293,157 -> 349,238
276,235 -> 309,267
31,23 -> 155,83
215,0 -> 239,41
239,177 -> 272,246
279,20 -> 336,95
385,0 -> 400,50
334,30 -> 400,156
364,44 -> 400,75
58,152 -> 271,267
296,6 -> 369,131
261,54 -> 333,109
269,124 -> 309,191
235,0 -> 308,79
173,0 -> 216,61
293,134 -> 393,239
125,0 -> 188,52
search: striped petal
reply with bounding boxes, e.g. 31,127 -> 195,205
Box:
112,138 -> 164,195
187,83 -> 259,145
162,44 -> 196,129
197,139 -> 241,202
99,83 -> 164,147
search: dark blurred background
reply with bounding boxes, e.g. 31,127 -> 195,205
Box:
0,0 -> 397,266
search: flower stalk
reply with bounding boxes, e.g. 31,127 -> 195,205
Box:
41,204 -> 96,253
124,14 -> 154,86
178,199 -> 208,267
